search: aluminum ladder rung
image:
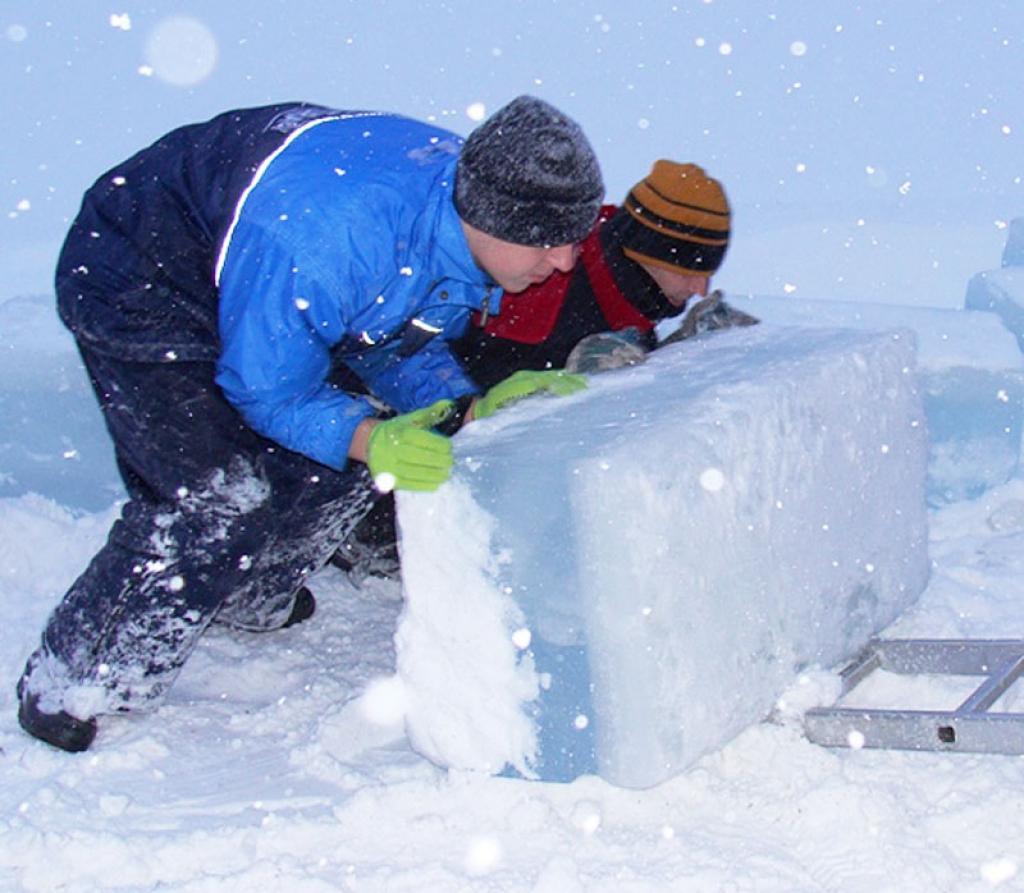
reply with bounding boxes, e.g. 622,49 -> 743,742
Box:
804,639 -> 1024,754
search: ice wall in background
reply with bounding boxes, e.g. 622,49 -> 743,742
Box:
1001,218 -> 1024,269
727,296 -> 1024,504
963,213 -> 1024,352
0,295 -> 121,511
396,326 -> 931,788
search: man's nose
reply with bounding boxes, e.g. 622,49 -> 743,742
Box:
689,275 -> 711,298
547,244 -> 577,273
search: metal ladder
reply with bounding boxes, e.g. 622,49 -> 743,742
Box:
804,639 -> 1024,754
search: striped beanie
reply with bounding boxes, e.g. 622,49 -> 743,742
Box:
618,161 -> 730,275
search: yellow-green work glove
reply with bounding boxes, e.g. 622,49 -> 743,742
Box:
473,369 -> 587,420
366,400 -> 454,492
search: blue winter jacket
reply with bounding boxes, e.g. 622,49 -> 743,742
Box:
56,104 -> 501,472
215,111 -> 500,469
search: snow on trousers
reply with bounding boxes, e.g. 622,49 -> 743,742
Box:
19,343 -> 376,718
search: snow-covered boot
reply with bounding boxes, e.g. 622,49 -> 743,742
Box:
16,678 -> 97,753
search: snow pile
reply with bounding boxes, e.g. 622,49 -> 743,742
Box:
397,325 -> 931,787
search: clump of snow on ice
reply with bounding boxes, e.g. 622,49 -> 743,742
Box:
396,481 -> 540,774
109,13 -> 132,31
465,102 -> 486,122
790,41 -> 807,56
5,24 -> 28,42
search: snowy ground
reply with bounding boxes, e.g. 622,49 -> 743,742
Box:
2,298 -> 1024,891
2,483 -> 1024,891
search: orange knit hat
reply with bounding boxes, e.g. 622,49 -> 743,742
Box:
619,161 -> 730,275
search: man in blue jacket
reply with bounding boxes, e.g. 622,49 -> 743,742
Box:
17,96 -> 602,752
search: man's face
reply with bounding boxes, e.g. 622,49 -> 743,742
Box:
639,261 -> 711,309
462,222 -> 577,293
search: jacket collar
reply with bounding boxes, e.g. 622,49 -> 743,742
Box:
430,160 -> 504,315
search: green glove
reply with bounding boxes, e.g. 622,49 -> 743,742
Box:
473,369 -> 587,420
366,400 -> 454,492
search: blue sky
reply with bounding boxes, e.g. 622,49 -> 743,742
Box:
2,1 -> 1021,304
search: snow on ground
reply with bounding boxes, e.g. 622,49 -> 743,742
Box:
2,484 -> 1024,891
2,293 -> 1024,890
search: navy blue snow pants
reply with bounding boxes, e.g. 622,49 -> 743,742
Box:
18,346 -> 375,719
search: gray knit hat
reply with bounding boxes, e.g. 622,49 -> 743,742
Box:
455,95 -> 604,247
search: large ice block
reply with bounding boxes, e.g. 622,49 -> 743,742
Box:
396,325 -> 930,788
726,295 -> 1024,503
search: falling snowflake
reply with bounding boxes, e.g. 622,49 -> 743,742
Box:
511,628 -> 532,649
359,675 -> 408,726
699,467 -> 725,492
144,16 -> 218,87
464,836 -> 503,876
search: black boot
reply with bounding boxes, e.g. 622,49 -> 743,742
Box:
281,586 -> 316,628
17,689 -> 97,753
